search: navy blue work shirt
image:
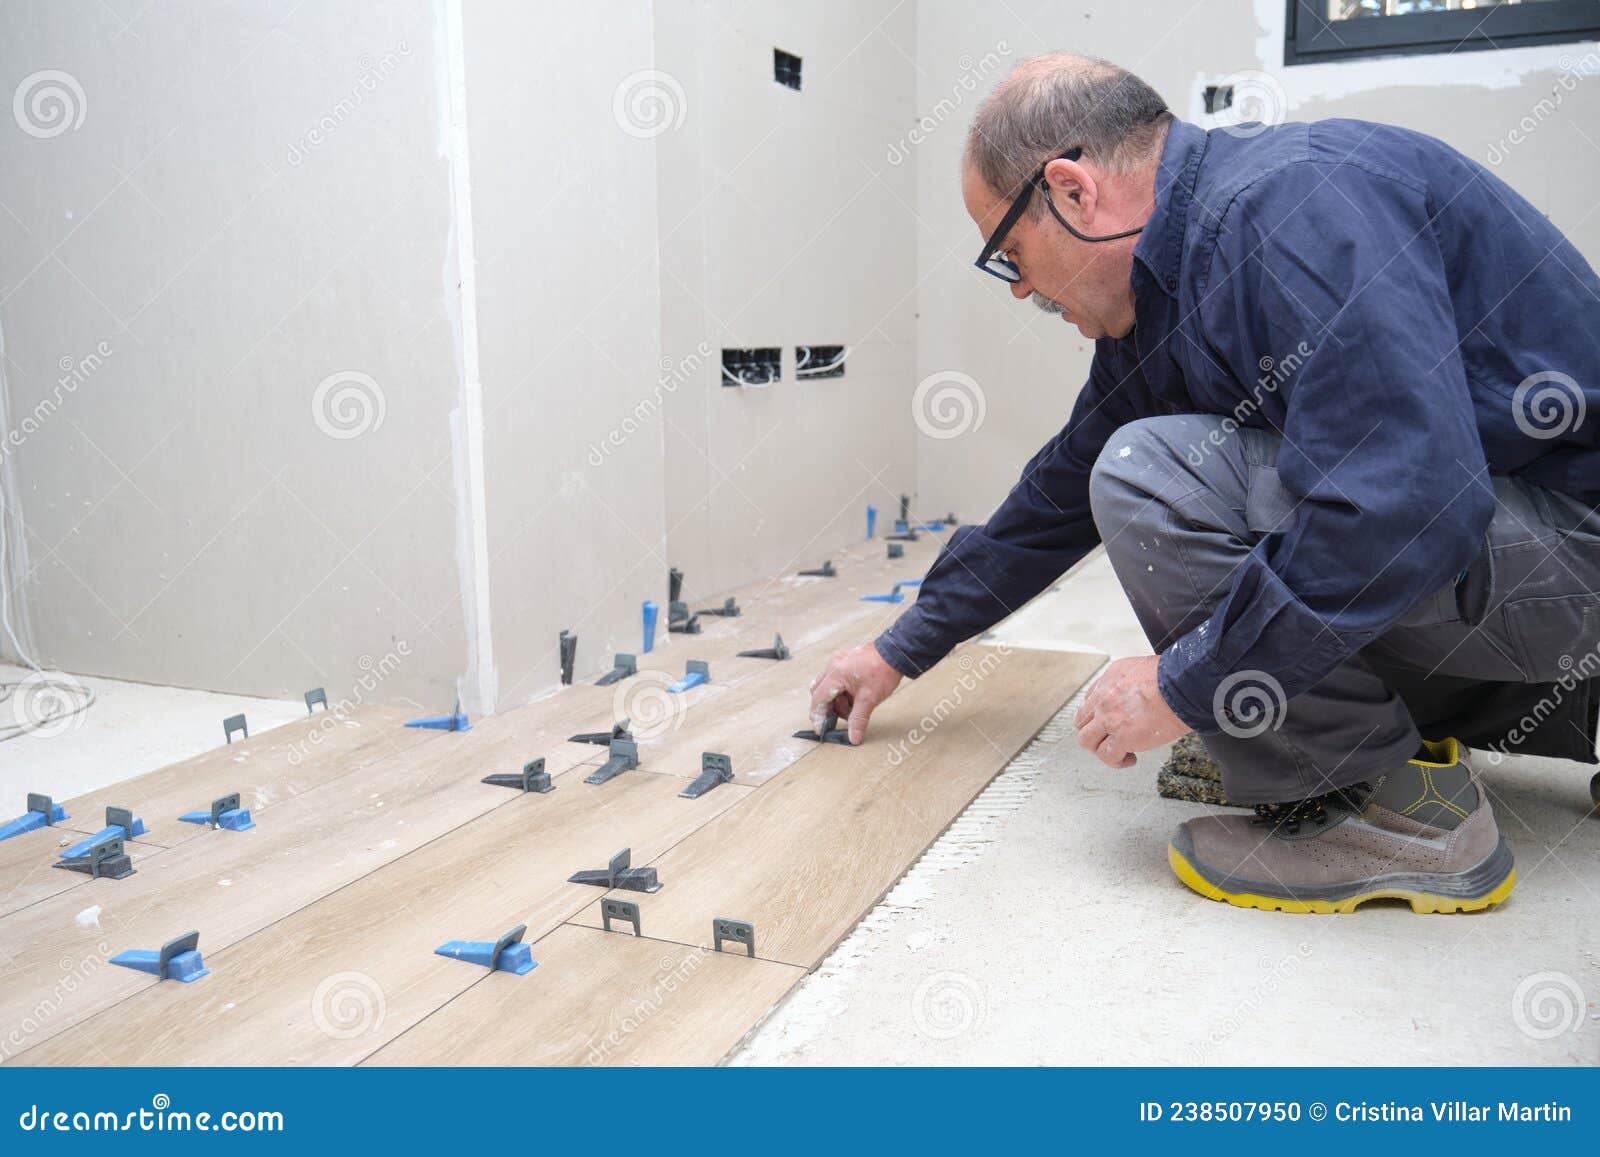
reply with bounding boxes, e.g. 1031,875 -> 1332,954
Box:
875,117 -> 1600,734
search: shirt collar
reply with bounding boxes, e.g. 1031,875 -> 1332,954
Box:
1131,119 -> 1208,300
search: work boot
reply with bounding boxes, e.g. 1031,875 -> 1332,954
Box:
1168,737 -> 1515,913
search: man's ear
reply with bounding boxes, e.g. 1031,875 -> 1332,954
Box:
1042,156 -> 1097,223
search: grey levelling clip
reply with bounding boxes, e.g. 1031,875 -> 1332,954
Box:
595,653 -> 637,686
887,542 -> 904,559
680,752 -> 733,800
570,719 -> 632,746
223,713 -> 248,744
560,630 -> 577,685
482,756 -> 553,794
793,712 -> 851,745
667,601 -> 701,634
54,833 -> 135,880
601,898 -> 641,937
304,687 -> 328,714
798,560 -> 836,577
713,918 -> 755,958
585,737 -> 640,786
737,634 -> 790,661
669,566 -> 684,604
569,847 -> 661,893
697,597 -> 740,618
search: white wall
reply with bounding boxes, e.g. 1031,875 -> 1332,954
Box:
912,0 -> 1600,519
654,1 -> 919,603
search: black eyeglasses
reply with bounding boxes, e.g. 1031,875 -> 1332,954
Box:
974,146 -> 1146,283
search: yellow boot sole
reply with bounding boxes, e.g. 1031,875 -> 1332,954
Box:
1167,842 -> 1516,914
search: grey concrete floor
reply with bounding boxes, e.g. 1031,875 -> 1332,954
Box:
730,551 -> 1600,1066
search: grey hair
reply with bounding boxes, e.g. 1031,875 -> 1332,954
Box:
965,54 -> 1172,211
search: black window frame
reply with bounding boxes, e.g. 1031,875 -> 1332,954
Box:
1285,0 -> 1600,65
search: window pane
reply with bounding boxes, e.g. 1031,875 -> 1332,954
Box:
1328,0 -> 1558,21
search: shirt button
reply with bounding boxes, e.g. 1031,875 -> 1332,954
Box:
1164,275 -> 1177,291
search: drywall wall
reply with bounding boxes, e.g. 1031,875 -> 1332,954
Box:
653,2 -> 920,601
0,0 -> 466,707
912,0 -> 1600,520
457,0 -> 667,709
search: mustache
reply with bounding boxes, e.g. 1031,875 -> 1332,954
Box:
1030,291 -> 1069,313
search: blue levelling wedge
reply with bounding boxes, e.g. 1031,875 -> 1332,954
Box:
862,579 -> 923,605
435,923 -> 536,975
60,806 -> 146,859
642,600 -> 660,653
866,504 -> 877,539
667,659 -> 710,693
405,698 -> 470,731
0,793 -> 67,843
178,792 -> 255,832
111,931 -> 210,983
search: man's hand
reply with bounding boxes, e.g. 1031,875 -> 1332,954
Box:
1075,654 -> 1189,768
808,643 -> 904,744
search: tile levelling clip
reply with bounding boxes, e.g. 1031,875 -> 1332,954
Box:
679,752 -> 734,800
798,560 -> 836,578
737,634 -> 790,661
0,793 -> 67,843
585,737 -> 641,786
54,833 -> 135,880
595,653 -> 637,686
667,601 -> 702,635
304,687 -> 328,714
793,713 -> 851,745
714,918 -> 756,958
570,719 -> 632,746
697,597 -> 741,618
223,714 -> 248,744
887,542 -> 904,559
111,930 -> 209,983
178,792 -> 255,832
435,923 -> 536,975
667,660 -> 710,694
569,847 -> 661,893
405,699 -> 471,731
601,898 -> 641,936
482,757 -> 553,794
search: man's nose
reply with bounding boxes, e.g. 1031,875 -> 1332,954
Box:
1009,276 -> 1032,300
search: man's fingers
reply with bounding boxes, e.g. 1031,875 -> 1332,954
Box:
1094,734 -> 1134,769
1074,691 -> 1098,729
846,690 -> 880,745
1077,717 -> 1107,754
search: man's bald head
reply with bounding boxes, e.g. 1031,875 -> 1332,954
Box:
965,54 -> 1172,206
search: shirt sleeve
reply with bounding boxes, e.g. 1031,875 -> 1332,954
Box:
876,340 -> 1162,677
1156,161 -> 1496,734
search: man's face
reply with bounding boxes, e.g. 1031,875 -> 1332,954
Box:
963,163 -> 1136,340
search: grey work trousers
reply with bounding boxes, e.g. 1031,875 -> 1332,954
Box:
1086,414 -> 1600,804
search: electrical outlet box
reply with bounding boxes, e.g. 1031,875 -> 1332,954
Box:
796,345 -> 845,380
722,348 -> 782,387
774,48 -> 802,90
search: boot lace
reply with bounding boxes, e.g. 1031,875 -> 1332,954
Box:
1250,784 -> 1369,835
